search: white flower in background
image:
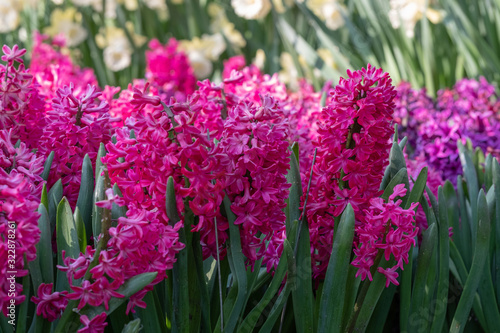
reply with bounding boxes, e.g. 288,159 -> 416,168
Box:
180,33 -> 227,78
188,50 -> 213,79
306,0 -> 346,30
142,0 -> 169,20
0,1 -> 20,33
231,0 -> 272,20
389,0 -> 445,38
71,0 -> 119,19
121,0 -> 138,11
103,39 -> 132,72
253,49 -> 266,69
317,48 -> 336,70
96,26 -> 135,71
44,8 -> 87,47
279,52 -> 300,91
208,3 -> 246,50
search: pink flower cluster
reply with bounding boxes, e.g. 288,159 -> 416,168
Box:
216,94 -> 291,268
307,64 -> 397,277
0,45 -> 46,149
145,38 -> 197,101
30,33 -> 98,100
1,129 -> 44,314
352,184 -> 418,286
39,84 -> 113,206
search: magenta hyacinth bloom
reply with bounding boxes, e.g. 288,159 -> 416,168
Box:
31,283 -> 68,322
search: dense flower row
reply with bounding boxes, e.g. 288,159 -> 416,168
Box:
394,77 -> 500,183
1,38 -> 440,330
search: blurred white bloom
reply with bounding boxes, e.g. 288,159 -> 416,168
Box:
231,0 -> 271,20
389,0 -> 444,38
142,0 -> 169,20
0,1 -> 20,33
187,50 -> 213,79
96,26 -> 135,71
253,49 -> 266,69
201,34 -> 226,61
279,52 -> 299,90
52,0 -> 64,4
317,48 -> 336,70
44,8 -> 87,47
103,39 -> 132,71
143,0 -> 167,10
307,0 -> 345,30
180,33 -> 226,78
120,0 -> 138,11
18,27 -> 27,42
209,3 -> 246,49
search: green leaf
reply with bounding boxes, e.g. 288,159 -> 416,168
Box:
381,168 -> 408,201
458,141 -> 479,248
41,151 -> 54,181
222,195 -> 248,333
94,143 -> 107,181
166,177 -> 189,333
55,197 -> 80,292
239,240 -> 292,332
73,207 -> 87,253
76,154 -> 94,241
409,223 -> 437,332
351,258 -> 396,332
450,190 -> 491,333
318,204 -> 355,332
111,184 -> 127,221
286,145 -> 303,237
493,158 -> 500,305
121,319 -> 142,333
41,183 -> 48,211
48,179 -> 63,234
405,167 -> 428,210
16,269 -> 30,333
92,167 -> 108,238
79,272 -> 158,319
135,290 -> 166,333
291,218 -> 315,333
31,204 -> 53,290
430,187 -> 450,333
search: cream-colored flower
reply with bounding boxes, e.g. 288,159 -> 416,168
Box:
279,52 -> 299,90
231,0 -> 271,20
44,8 -> 87,47
253,49 -> 266,69
0,0 -> 21,33
180,34 -> 226,78
187,50 -> 213,79
120,0 -> 138,11
389,0 -> 444,38
95,26 -> 134,71
103,39 -> 132,72
317,48 -> 337,70
142,0 -> 169,20
306,0 -> 345,30
209,3 -> 246,50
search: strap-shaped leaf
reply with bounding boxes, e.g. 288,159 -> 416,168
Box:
430,187 -> 450,332
166,177 -> 189,333
318,204 -> 355,332
222,195 -> 248,333
408,223 -> 437,332
41,151 -> 54,181
239,240 -> 292,332
55,197 -> 80,292
76,154 -> 94,240
450,190 -> 491,333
